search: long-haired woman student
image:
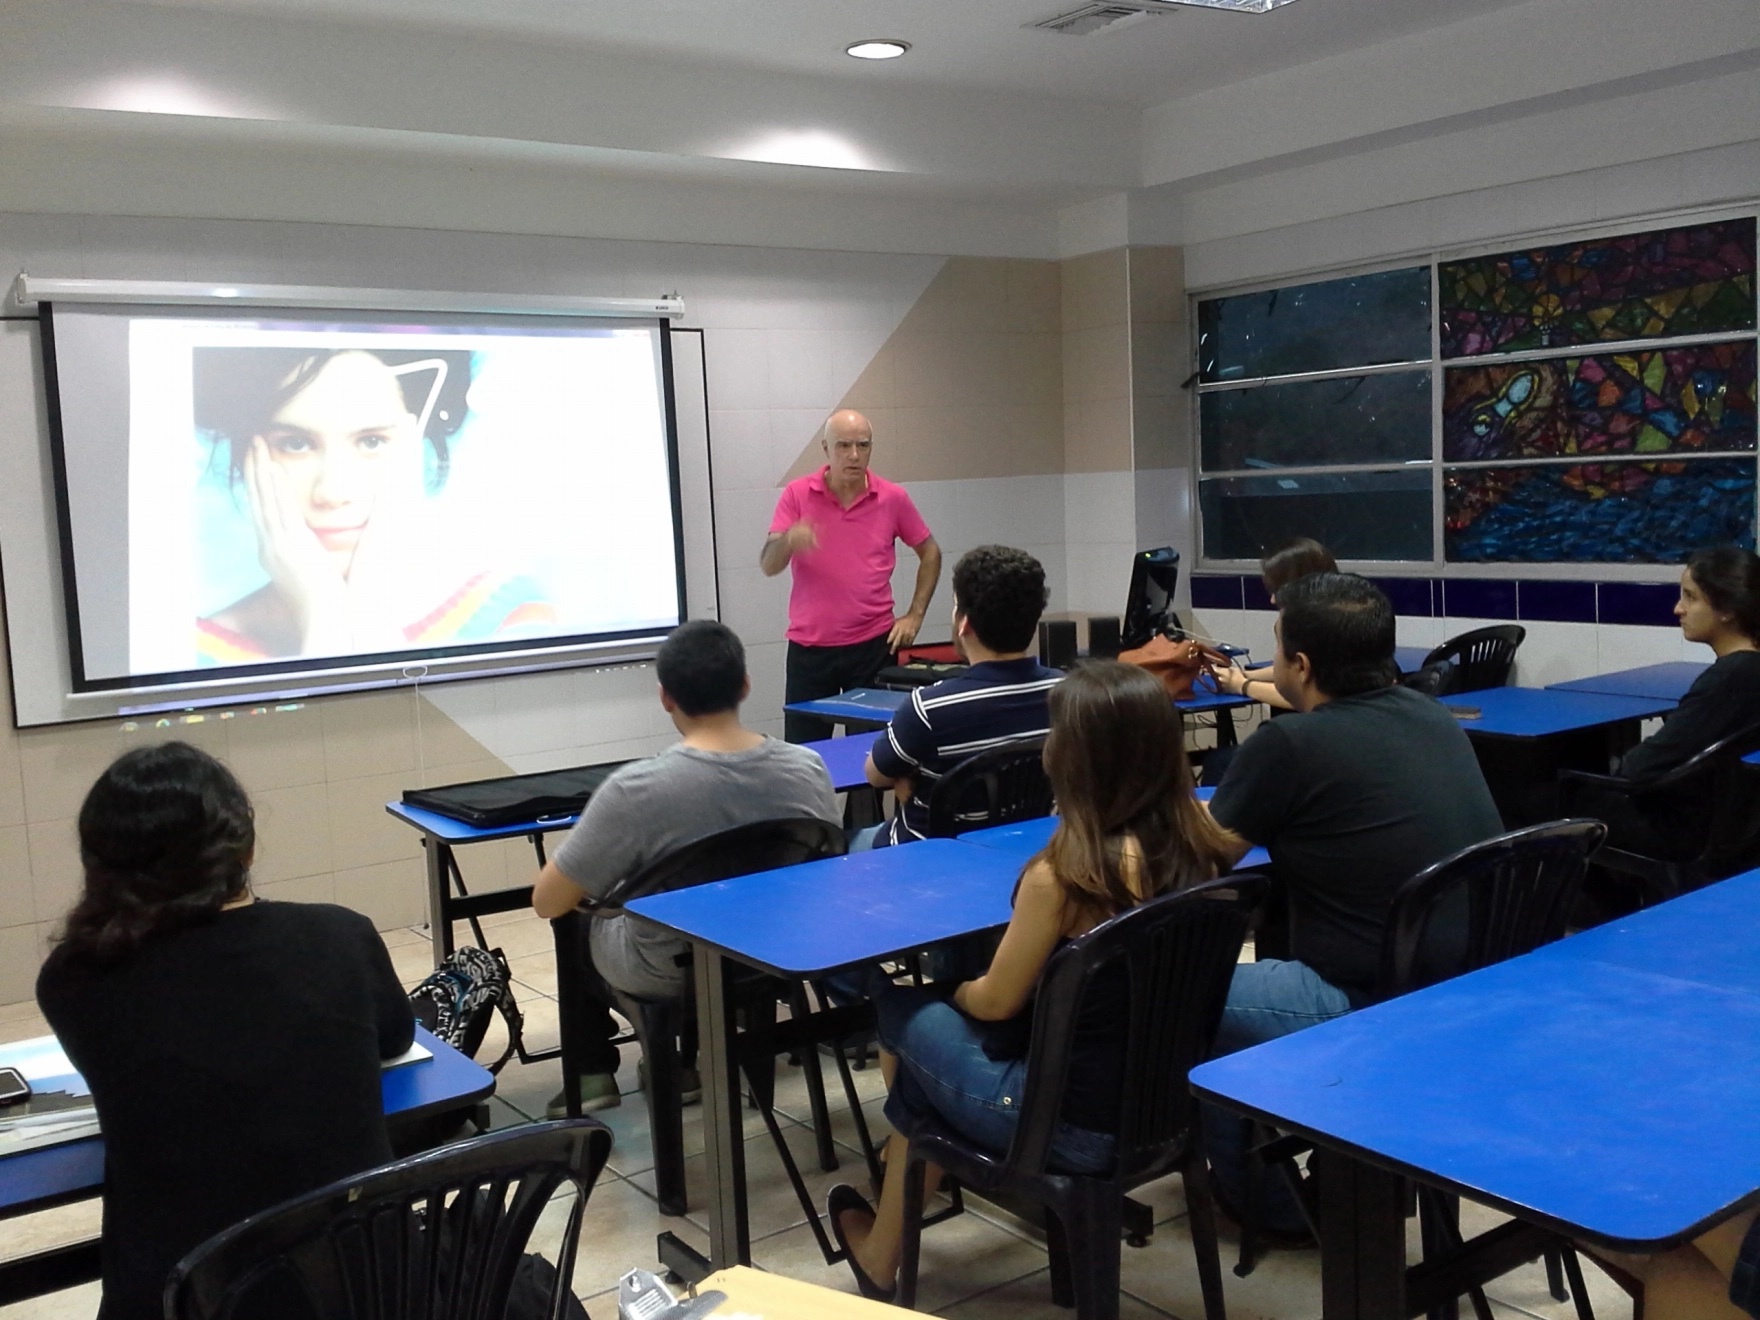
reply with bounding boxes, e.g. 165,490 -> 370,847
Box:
827,661 -> 1241,1300
36,742 -> 414,1320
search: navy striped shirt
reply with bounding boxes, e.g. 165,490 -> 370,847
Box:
869,657 -> 1062,845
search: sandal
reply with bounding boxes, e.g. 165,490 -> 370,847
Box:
826,1183 -> 898,1303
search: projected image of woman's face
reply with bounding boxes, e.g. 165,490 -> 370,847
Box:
257,351 -> 422,572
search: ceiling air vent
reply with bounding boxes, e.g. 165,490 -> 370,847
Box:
1028,2 -> 1167,35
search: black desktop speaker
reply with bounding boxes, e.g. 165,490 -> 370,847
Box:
1087,615 -> 1122,659
1038,619 -> 1078,670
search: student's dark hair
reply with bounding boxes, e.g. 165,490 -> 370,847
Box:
1261,537 -> 1339,599
1276,572 -> 1397,698
193,346 -> 474,493
952,545 -> 1049,654
1686,545 -> 1760,642
55,742 -> 255,966
656,620 -> 748,717
1037,662 -> 1241,918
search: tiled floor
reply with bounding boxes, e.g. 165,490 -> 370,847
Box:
0,909 -> 1638,1319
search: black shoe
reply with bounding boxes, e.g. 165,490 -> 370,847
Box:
826,1184 -> 898,1302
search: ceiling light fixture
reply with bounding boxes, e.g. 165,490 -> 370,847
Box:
845,39 -> 910,60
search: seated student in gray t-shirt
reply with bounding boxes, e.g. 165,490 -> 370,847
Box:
532,620 -> 840,1112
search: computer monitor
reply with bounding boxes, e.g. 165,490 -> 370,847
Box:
1122,547 -> 1181,650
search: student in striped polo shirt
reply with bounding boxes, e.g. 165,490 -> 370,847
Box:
857,545 -> 1061,849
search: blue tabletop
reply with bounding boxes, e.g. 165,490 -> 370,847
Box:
389,736 -> 875,842
1176,678 -> 1256,714
1547,661 -> 1706,702
1190,936 -> 1760,1249
1541,869 -> 1760,998
800,735 -> 874,792
957,808 -> 1272,873
626,839 -> 1025,978
1439,686 -> 1675,739
784,687 -> 909,725
0,1028 -> 492,1218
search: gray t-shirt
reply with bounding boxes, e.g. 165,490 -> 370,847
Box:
552,739 -> 841,999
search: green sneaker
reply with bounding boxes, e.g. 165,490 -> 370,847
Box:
637,1060 -> 703,1106
546,1072 -> 621,1120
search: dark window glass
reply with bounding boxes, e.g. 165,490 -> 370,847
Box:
1200,470 -> 1434,562
1442,342 -> 1756,462
1439,217 -> 1757,358
1201,370 -> 1432,470
1198,267 -> 1430,383
1445,458 -> 1757,563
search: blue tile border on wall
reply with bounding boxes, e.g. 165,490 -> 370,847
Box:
1188,572 -> 1679,627
1369,577 -> 1434,617
1442,579 -> 1519,620
1518,580 -> 1597,624
1597,581 -> 1679,627
1190,575 -> 1243,610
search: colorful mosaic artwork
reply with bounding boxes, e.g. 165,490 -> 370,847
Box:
1442,342 -> 1757,463
1439,218 -> 1756,358
1445,459 -> 1757,563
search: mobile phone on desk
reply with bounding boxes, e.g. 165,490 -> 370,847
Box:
0,1067 -> 30,1106
1446,705 -> 1482,720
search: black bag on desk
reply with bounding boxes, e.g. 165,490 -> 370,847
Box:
401,762 -> 634,828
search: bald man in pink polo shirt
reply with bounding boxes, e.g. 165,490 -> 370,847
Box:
762,410 -> 942,743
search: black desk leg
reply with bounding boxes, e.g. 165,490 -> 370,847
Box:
695,944 -> 751,1268
1215,708 -> 1238,749
425,838 -> 455,967
1314,1148 -> 1407,1320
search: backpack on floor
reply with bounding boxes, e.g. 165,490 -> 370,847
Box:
409,945 -> 524,1074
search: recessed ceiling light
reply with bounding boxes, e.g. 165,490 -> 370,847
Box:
846,39 -> 910,60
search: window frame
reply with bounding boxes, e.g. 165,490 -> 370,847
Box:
1189,205 -> 1760,582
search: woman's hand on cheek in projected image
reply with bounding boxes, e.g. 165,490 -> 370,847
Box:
246,437 -> 353,653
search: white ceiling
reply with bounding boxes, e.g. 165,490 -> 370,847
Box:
116,0 -> 1533,108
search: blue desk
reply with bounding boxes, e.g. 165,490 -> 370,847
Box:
1440,687 -> 1675,827
627,840 -> 1027,1268
1439,686 -> 1674,739
1547,660 -> 1706,702
783,687 -> 909,730
0,1027 -> 492,1302
1191,868 -> 1760,1319
388,739 -> 871,965
957,810 -> 1273,873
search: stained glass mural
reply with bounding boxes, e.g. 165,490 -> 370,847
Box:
1439,218 -> 1756,358
1442,342 -> 1757,462
1445,460 -> 1757,563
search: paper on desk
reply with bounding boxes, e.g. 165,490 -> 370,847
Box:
381,1041 -> 434,1070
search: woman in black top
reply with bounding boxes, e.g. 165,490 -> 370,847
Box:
1597,546 -> 1760,857
826,663 -> 1242,1301
35,742 -> 414,1320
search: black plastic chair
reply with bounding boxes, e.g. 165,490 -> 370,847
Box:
925,737 -> 1053,838
1420,625 -> 1525,693
1400,660 -> 1457,698
165,1119 -> 612,1320
1239,821 -> 1607,1320
896,874 -> 1267,1320
1559,722 -> 1760,906
552,816 -> 866,1242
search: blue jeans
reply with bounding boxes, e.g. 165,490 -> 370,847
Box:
1204,959 -> 1354,1234
874,983 -> 1115,1175
848,822 -> 886,853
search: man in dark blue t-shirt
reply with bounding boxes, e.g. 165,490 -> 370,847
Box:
858,544 -> 1061,848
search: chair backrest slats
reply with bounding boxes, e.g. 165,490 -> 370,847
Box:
928,738 -> 1054,838
1421,624 -> 1525,693
1003,876 -> 1264,1182
1381,819 -> 1606,998
166,1121 -> 613,1320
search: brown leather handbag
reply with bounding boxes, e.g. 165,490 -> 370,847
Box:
1119,635 -> 1221,701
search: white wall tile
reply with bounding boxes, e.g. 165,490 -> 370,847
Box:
1509,621 -> 1598,688
703,327 -> 770,411
765,329 -> 838,412
1596,623 -> 1686,673
705,408 -> 774,494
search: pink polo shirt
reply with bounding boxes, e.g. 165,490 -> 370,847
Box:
768,467 -> 932,647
